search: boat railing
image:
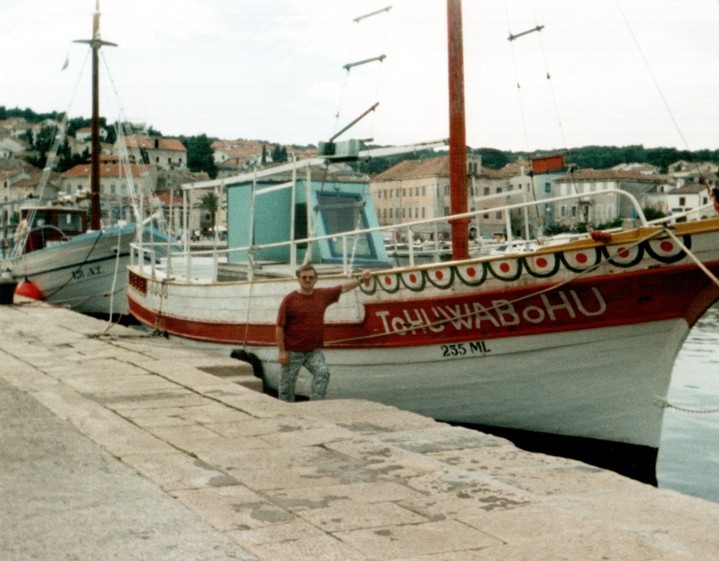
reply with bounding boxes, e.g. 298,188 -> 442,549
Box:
130,187 -> 685,282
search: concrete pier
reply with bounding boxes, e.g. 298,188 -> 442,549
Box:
1,299 -> 718,560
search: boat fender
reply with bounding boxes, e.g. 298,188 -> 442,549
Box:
230,349 -> 265,379
15,277 -> 43,300
590,230 -> 612,243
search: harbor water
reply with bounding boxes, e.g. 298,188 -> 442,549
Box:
657,302 -> 719,503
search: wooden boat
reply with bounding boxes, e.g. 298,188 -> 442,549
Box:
2,1 -> 173,317
126,0 -> 719,479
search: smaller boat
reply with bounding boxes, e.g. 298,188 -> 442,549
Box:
2,0 -> 175,318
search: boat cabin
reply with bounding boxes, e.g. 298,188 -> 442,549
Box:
226,177 -> 390,268
21,206 -> 88,253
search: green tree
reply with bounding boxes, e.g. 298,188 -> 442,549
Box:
272,143 -> 288,163
182,134 -> 217,178
200,191 -> 219,233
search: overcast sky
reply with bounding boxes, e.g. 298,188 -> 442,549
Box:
2,0 -> 718,152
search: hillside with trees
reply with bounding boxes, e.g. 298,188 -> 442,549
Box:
4,105 -> 719,177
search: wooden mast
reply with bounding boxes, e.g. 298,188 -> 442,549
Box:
447,0 -> 470,260
75,0 -> 116,231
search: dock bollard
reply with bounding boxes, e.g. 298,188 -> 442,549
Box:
0,269 -> 17,305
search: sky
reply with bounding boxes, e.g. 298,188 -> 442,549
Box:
2,0 -> 719,153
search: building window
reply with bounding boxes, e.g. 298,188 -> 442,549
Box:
545,182 -> 551,193
483,187 -> 490,196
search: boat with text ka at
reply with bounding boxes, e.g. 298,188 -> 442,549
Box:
1,1 -> 174,318
127,0 -> 719,479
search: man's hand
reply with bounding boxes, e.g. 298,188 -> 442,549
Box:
278,349 -> 288,365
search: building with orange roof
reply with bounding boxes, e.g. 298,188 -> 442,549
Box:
370,154 -> 522,239
117,136 -> 187,171
61,162 -> 157,208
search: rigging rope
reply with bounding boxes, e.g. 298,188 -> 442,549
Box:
615,1 -> 719,212
11,50 -> 92,261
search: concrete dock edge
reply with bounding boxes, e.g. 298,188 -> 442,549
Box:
1,300 -> 718,560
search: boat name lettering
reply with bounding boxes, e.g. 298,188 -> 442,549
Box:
441,341 -> 491,357
374,287 -> 606,335
72,265 -> 102,280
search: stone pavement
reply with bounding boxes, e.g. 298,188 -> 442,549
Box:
1,300 -> 718,561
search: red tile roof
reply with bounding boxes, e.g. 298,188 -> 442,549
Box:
63,163 -> 148,178
122,136 -> 186,152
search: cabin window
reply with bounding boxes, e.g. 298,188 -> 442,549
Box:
293,202 -> 308,249
60,213 -> 84,233
318,192 -> 376,259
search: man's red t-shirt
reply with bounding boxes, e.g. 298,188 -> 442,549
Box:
276,286 -> 343,352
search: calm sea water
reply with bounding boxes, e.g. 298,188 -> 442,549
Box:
657,303 -> 719,503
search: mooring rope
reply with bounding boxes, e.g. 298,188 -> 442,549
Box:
654,396 -> 719,414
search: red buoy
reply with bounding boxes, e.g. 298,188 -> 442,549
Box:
15,278 -> 43,301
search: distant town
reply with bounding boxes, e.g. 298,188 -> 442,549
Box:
2,106 -> 718,240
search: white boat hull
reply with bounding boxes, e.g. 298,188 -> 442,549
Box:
8,225 -> 173,316
254,318 -> 685,449
8,225 -> 136,315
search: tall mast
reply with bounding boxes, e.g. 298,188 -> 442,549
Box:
74,0 -> 117,230
447,0 -> 469,260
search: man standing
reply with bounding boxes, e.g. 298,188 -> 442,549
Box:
275,264 -> 371,402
